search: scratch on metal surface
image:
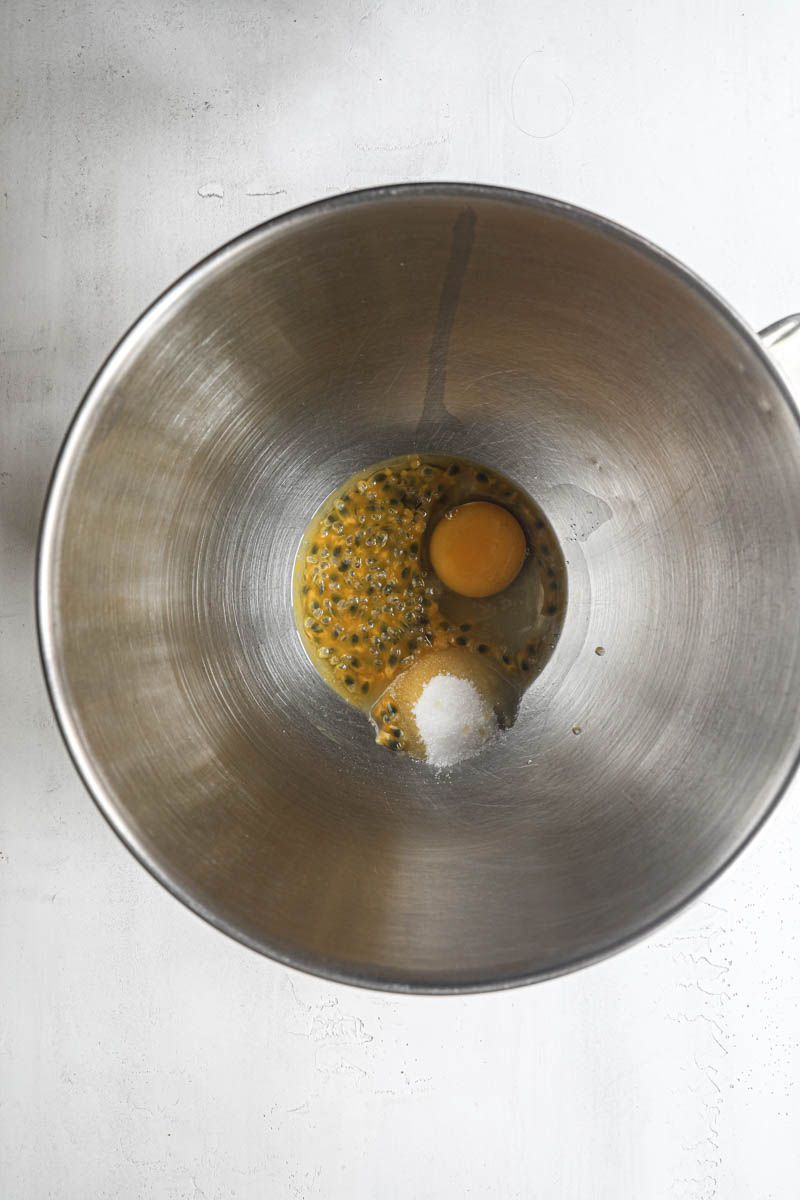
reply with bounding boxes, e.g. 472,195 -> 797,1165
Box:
461,366 -> 520,396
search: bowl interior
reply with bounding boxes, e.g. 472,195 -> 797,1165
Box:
40,188 -> 800,990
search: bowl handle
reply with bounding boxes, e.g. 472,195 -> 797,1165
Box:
760,314 -> 800,393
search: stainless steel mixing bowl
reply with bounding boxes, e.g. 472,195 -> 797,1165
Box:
38,185 -> 800,992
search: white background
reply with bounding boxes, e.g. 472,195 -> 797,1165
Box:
3,2 -> 800,1196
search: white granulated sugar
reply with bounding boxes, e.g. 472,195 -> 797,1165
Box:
412,673 -> 498,769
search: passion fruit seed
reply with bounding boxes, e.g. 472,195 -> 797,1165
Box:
298,458 -> 563,704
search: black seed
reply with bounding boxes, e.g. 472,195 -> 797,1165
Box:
387,740 -> 399,751
384,584 -> 394,595
310,622 -> 322,633
350,634 -> 359,644
349,604 -> 358,616
423,467 -> 433,476
502,654 -> 512,665
341,560 -> 351,571
373,472 -> 386,483
331,594 -> 342,603
332,545 -> 342,557
407,639 -> 418,652
401,567 -> 410,579
391,728 -> 402,738
388,654 -> 398,666
476,471 -> 488,482
549,581 -> 558,591
366,586 -> 375,595
546,604 -> 557,614
535,519 -> 545,529
527,642 -> 537,654
331,630 -> 339,640
361,682 -> 369,694
326,513 -> 335,523
477,643 -> 488,654
301,584 -> 309,594
547,566 -> 556,577
439,621 -> 449,630
350,658 -> 360,668
344,675 -> 354,686
520,659 -> 530,671
460,623 -> 471,632
409,541 -> 419,555
447,463 -> 460,475
541,544 -> 551,556
311,543 -> 318,554
386,702 -> 398,715
456,636 -> 468,646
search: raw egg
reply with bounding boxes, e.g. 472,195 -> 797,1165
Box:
293,454 -> 566,760
429,501 -> 527,598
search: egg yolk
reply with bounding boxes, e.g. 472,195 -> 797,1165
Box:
429,501 -> 527,598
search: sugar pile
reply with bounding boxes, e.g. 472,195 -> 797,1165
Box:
412,673 -> 498,769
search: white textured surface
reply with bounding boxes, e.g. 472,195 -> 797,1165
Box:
2,2 -> 800,1196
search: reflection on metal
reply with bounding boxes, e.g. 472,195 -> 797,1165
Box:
37,185 -> 800,992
